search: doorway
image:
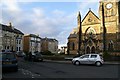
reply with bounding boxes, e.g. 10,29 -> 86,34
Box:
91,46 -> 95,53
86,46 -> 90,54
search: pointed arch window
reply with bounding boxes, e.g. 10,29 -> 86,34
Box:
85,27 -> 97,39
72,42 -> 75,50
108,40 -> 114,51
70,42 -> 75,50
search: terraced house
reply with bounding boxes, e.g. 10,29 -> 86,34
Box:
23,34 -> 41,53
41,37 -> 58,54
0,23 -> 24,52
68,0 -> 120,55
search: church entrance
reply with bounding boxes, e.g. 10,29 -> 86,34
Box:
86,46 -> 96,54
86,46 -> 90,54
91,46 -> 95,53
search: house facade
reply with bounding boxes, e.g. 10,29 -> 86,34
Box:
41,37 -> 58,53
68,0 -> 120,54
0,23 -> 24,52
23,34 -> 41,53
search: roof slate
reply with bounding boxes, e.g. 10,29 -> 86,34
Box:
68,34 -> 78,39
41,38 -> 58,42
0,23 -> 24,35
24,34 -> 41,39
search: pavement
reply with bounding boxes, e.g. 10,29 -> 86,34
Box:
44,59 -> 120,65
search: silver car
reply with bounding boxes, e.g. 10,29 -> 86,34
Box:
72,54 -> 104,66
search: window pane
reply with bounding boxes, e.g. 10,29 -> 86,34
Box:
91,55 -> 97,58
81,55 -> 89,58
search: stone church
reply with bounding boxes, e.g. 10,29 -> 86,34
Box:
67,0 -> 120,55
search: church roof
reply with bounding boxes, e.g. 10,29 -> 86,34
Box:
68,34 -> 78,39
82,9 -> 100,25
70,27 -> 78,34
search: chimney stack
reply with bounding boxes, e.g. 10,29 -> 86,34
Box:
9,22 -> 14,30
9,22 -> 12,27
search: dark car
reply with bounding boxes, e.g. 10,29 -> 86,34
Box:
16,51 -> 26,57
1,52 -> 18,72
33,52 -> 43,62
25,52 -> 43,62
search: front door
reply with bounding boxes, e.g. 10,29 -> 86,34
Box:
86,46 -> 90,54
91,46 -> 95,53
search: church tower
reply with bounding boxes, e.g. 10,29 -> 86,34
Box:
99,0 -> 120,51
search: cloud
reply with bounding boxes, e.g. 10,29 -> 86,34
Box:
77,2 -> 99,19
1,0 -> 23,25
2,0 -> 21,11
52,9 -> 65,17
1,2 -> 76,46
32,7 -> 45,18
1,1 -> 99,47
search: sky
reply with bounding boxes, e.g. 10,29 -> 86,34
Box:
1,0 -> 99,48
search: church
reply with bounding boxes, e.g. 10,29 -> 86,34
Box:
67,0 -> 120,55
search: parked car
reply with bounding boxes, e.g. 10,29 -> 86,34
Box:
72,54 -> 104,67
24,52 -> 43,62
16,51 -> 26,57
33,52 -> 43,62
1,52 -> 18,71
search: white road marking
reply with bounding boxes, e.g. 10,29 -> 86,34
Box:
19,68 -> 41,78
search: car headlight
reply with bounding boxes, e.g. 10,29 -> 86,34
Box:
72,59 -> 74,60
72,59 -> 75,61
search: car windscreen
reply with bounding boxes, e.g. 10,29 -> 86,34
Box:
2,53 -> 15,59
80,55 -> 89,58
90,55 -> 97,58
36,53 -> 42,56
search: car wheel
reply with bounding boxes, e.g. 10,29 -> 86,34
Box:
14,67 -> 18,72
95,61 -> 102,67
74,61 -> 80,65
40,59 -> 43,62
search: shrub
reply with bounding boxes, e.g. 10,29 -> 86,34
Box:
59,52 -> 65,55
43,56 -> 64,60
42,50 -> 54,55
103,51 -> 111,61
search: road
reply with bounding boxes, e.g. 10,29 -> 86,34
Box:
2,58 -> 120,79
